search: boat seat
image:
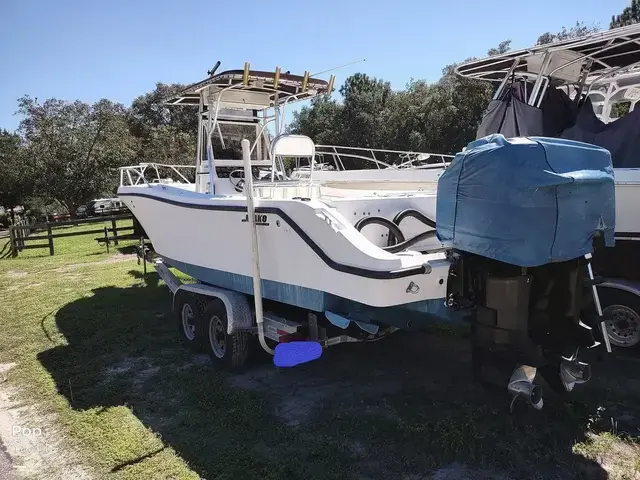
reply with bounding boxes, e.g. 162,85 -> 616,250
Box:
271,134 -> 316,161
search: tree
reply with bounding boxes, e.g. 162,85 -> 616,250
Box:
435,64 -> 493,152
339,73 -> 392,149
129,83 -> 198,165
487,40 -> 512,56
0,130 -> 34,223
289,39 -> 536,158
288,96 -> 345,145
381,64 -> 492,155
17,96 -> 136,217
537,21 -> 600,45
290,64 -> 492,157
611,0 -> 640,28
129,83 -> 197,138
137,124 -> 197,165
289,73 -> 393,150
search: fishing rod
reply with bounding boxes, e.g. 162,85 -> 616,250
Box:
311,59 -> 366,77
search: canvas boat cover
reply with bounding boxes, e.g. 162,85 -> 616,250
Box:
476,82 -> 577,139
560,97 -> 640,169
436,135 -> 615,267
476,82 -> 640,168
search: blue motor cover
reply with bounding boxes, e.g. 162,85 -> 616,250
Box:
436,134 -> 615,267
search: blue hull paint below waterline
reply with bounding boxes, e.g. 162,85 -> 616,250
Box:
162,256 -> 464,329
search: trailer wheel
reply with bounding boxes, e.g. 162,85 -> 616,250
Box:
175,292 -> 205,351
599,289 -> 640,348
204,298 -> 250,370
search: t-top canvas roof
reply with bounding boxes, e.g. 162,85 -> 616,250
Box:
455,24 -> 640,85
166,67 -> 330,108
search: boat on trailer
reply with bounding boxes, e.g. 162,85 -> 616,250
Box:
119,65 -> 448,319
119,63 -> 618,411
456,23 -> 640,348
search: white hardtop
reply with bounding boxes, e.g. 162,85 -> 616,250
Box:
455,23 -> 640,86
456,24 -> 640,121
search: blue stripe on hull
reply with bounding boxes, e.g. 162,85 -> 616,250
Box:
163,256 -> 329,311
162,256 -> 463,329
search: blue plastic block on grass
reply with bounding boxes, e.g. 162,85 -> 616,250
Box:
273,341 -> 323,367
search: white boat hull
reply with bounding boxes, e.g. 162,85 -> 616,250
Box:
614,169 -> 640,238
118,184 -> 450,312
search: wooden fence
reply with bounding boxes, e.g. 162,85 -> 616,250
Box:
9,214 -> 136,257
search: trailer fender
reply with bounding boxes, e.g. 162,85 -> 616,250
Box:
598,279 -> 640,299
173,284 -> 253,335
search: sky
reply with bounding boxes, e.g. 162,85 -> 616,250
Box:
0,0 -> 631,131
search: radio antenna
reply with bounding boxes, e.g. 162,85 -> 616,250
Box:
207,61 -> 221,76
311,59 -> 366,77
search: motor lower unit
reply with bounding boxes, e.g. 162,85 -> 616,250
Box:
446,252 -> 601,409
436,135 -> 616,410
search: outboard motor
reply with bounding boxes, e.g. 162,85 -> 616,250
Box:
437,135 -> 616,410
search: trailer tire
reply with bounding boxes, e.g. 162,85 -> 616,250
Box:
598,288 -> 640,349
175,292 -> 206,351
204,298 -> 250,370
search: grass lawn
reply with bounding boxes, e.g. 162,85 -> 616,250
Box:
0,223 -> 639,479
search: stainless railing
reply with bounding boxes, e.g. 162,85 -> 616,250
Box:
314,145 -> 453,171
119,163 -> 197,186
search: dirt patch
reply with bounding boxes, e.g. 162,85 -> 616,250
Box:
102,356 -> 165,398
105,362 -> 134,376
104,356 -> 153,379
6,282 -> 46,292
59,273 -> 86,281
0,363 -> 93,479
231,366 -> 403,427
57,254 -> 136,272
0,363 -> 17,380
229,365 -> 277,390
433,463 -> 512,480
228,339 -> 453,428
132,366 -> 161,388
5,271 -> 28,278
230,366 -> 335,426
0,442 -> 16,479
174,353 -> 210,372
574,432 -> 640,479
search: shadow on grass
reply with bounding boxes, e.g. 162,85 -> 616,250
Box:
36,278 -> 639,479
128,269 -> 159,288
0,239 -> 12,259
116,244 -> 141,255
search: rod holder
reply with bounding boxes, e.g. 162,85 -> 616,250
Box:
274,66 -> 281,89
327,74 -> 335,95
243,62 -> 250,85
